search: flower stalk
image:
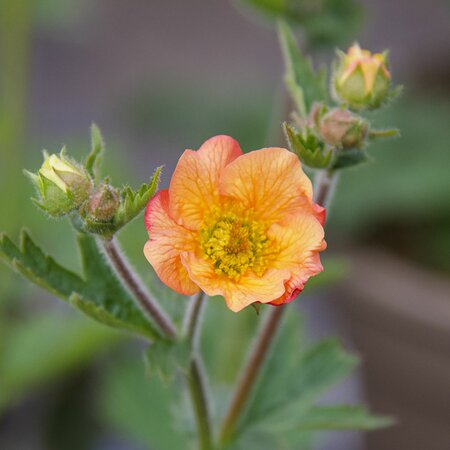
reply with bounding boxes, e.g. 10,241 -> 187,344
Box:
218,169 -> 336,445
219,306 -> 285,445
188,356 -> 214,450
102,241 -> 213,450
101,237 -> 177,339
185,292 -> 214,450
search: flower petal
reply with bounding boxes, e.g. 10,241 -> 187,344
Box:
219,148 -> 314,224
267,213 -> 326,305
181,252 -> 289,312
144,190 -> 199,296
169,135 -> 243,230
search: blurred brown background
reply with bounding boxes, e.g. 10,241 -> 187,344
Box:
0,1 -> 449,449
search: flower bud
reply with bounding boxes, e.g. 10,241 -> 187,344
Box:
319,108 -> 368,149
25,151 -> 92,216
85,184 -> 119,222
333,43 -> 391,110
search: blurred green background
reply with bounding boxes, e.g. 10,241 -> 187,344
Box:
0,1 -> 449,449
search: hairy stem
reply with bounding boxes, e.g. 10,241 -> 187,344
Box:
218,170 -> 335,445
219,306 -> 285,445
314,169 -> 338,209
186,291 -> 206,344
103,239 -> 213,449
188,356 -> 214,450
101,238 -> 177,339
185,291 -> 214,450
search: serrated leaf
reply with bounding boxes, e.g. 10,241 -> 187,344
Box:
0,231 -> 160,340
294,405 -> 394,431
144,338 -> 192,384
278,20 -> 327,117
69,293 -> 153,339
238,311 -> 358,434
114,166 -> 162,229
0,230 -> 85,298
85,123 -> 104,181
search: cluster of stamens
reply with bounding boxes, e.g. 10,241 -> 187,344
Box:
200,209 -> 271,281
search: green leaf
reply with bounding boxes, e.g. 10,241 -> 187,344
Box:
99,357 -> 188,450
278,20 -> 327,116
237,310 -> 358,437
144,338 -> 192,384
0,311 -> 119,414
0,230 -> 85,298
114,166 -> 162,229
236,0 -> 362,48
0,230 -> 160,339
294,405 -> 394,431
85,123 -> 104,181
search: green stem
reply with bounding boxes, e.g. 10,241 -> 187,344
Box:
185,291 -> 214,450
314,169 -> 338,209
186,291 -> 206,344
101,238 -> 177,339
188,356 -> 214,450
103,238 -> 213,449
219,306 -> 285,445
218,169 -> 336,446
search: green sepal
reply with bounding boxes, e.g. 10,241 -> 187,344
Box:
85,123 -> 105,182
368,128 -> 401,140
0,230 -> 160,340
144,338 -> 192,384
332,148 -> 370,170
284,122 -> 334,169
113,166 -> 162,230
278,20 -> 327,117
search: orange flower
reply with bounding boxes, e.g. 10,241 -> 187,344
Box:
144,136 -> 326,312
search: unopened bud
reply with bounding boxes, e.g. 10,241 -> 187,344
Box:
25,151 -> 92,216
319,108 -> 368,149
333,43 -> 391,110
85,184 -> 119,222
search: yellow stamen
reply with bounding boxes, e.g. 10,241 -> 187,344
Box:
200,208 -> 273,281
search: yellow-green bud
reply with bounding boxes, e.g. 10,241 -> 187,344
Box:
25,151 -> 92,216
319,108 -> 368,149
333,43 -> 391,110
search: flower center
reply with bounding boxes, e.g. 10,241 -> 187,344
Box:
200,211 -> 271,281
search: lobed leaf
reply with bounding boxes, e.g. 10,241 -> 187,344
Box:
294,405 -> 394,431
278,20 -> 327,117
0,230 -> 160,340
234,309 -> 362,446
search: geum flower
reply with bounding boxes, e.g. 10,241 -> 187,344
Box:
144,136 -> 326,312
